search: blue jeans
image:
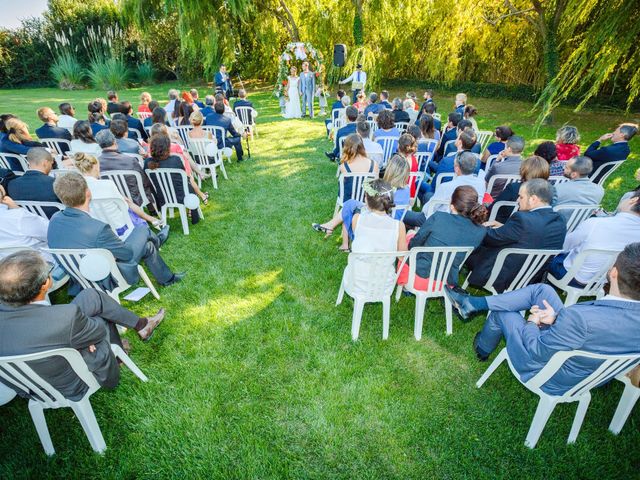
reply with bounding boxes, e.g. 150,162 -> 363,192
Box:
548,253 -> 586,288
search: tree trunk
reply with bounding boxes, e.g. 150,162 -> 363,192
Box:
279,0 -> 300,42
353,0 -> 364,46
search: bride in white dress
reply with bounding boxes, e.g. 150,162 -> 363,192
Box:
283,66 -> 302,119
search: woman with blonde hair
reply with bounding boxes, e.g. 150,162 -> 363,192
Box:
553,125 -> 581,176
138,92 -> 152,113
4,118 -> 44,153
187,110 -> 210,140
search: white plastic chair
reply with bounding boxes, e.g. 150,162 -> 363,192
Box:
366,120 -> 378,139
395,121 -> 410,133
0,345 -> 147,455
375,136 -> 398,168
44,247 -> 160,302
127,128 -> 141,140
145,168 -> 202,235
553,204 -> 599,233
174,125 -> 194,149
548,176 -> 570,185
395,246 -> 474,337
434,172 -> 455,191
488,200 -> 519,223
475,130 -> 493,152
391,204 -> 410,222
121,152 -> 145,169
188,138 -> 228,189
0,152 -> 29,173
334,172 -> 377,216
100,170 -> 151,208
331,108 -> 346,132
90,197 -> 136,240
486,174 -> 521,198
408,171 -> 426,206
235,106 -> 258,138
483,154 -> 499,172
547,248 -> 620,306
336,251 -> 409,340
201,126 -> 231,162
15,200 -> 65,219
609,372 -> 640,435
442,139 -> 456,156
39,138 -> 71,156
477,348 -> 640,448
136,111 -> 152,121
589,161 -> 623,187
463,248 -> 562,294
423,199 -> 450,218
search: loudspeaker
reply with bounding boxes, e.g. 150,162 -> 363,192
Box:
333,44 -> 346,67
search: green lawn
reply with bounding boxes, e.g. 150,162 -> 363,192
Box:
0,83 -> 638,479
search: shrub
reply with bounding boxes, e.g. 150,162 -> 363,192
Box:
50,52 -> 86,89
88,57 -> 130,90
135,61 -> 155,84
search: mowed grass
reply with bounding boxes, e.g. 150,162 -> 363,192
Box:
0,82 -> 639,479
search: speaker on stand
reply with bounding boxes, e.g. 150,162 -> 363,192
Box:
333,44 -> 347,86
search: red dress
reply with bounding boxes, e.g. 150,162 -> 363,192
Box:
556,143 -> 580,161
408,154 -> 418,198
138,104 -> 151,113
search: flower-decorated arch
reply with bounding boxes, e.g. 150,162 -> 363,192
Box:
273,42 -> 325,98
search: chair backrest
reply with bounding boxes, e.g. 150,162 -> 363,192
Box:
44,247 -> 130,300
485,248 -> 562,294
548,176 -> 570,185
488,200 -> 519,222
332,108 -> 345,125
434,172 -> 456,191
391,205 -> 410,222
395,121 -> 410,133
424,199 -> 450,218
39,138 -> 71,156
338,172 -> 377,206
553,204 -> 599,233
486,174 -> 521,197
128,128 -> 141,140
337,136 -> 347,157
144,126 -> 153,137
0,348 -> 100,407
409,171 -> 426,202
555,248 -> 621,296
376,136 -> 398,168
483,154 -> 499,172
90,196 -> 135,240
136,111 -> 152,121
526,350 -> 640,399
366,120 -> 378,139
589,161 -> 623,186
235,106 -> 255,128
344,251 -> 409,300
475,130 -> 494,152
174,125 -> 194,149
100,170 -> 150,207
121,153 -> 145,168
406,246 -> 474,294
145,168 -> 190,206
202,125 -> 227,146
189,138 -> 220,167
15,200 -> 65,219
415,151 -> 433,173
442,139 -> 456,155
0,153 -> 28,173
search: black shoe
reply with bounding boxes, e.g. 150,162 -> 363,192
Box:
237,157 -> 244,162
325,151 -> 336,161
444,285 -> 479,322
162,272 -> 186,286
473,332 -> 490,361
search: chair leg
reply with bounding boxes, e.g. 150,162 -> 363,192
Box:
609,381 -> 640,435
414,295 -> 427,340
564,291 -> 579,307
444,293 -> 453,336
110,344 -> 148,382
394,284 -> 403,302
351,299 -> 365,341
476,348 -> 508,388
137,266 -> 160,300
335,282 -> 345,306
160,205 -> 168,225
178,206 -> 190,235
70,399 -> 106,454
28,401 -> 55,456
525,396 -> 557,448
219,160 -> 228,180
212,165 -> 219,190
568,393 -> 591,444
382,297 -> 391,340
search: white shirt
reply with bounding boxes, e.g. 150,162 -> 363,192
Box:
423,173 -> 487,215
165,99 -> 177,116
562,212 -> 640,284
0,204 -> 51,260
58,115 -> 77,131
342,70 -> 367,90
70,140 -> 102,156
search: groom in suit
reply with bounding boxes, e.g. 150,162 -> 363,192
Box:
299,61 -> 316,118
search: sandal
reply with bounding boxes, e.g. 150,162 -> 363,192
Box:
312,223 -> 333,235
338,246 -> 351,253
201,192 -> 209,205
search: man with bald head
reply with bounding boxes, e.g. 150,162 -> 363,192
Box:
7,147 -> 60,218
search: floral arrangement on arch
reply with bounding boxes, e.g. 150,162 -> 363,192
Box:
273,42 -> 325,99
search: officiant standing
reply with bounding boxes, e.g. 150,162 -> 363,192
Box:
214,64 -> 233,99
340,64 -> 367,103
299,61 -> 316,118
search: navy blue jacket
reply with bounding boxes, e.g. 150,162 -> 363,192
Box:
393,110 -> 410,124
379,100 -> 392,109
204,112 -> 240,148
35,124 -> 71,153
333,122 -> 358,157
0,137 -> 30,156
194,100 -> 205,109
126,115 -> 148,141
584,140 -> 630,183
7,170 -> 60,217
199,106 -> 214,118
436,126 -> 458,158
90,123 -> 109,137
364,103 -> 383,118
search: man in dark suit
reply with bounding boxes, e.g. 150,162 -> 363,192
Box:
48,173 -> 184,291
465,179 -> 566,292
392,98 -> 410,123
585,123 -> 637,184
7,148 -> 60,218
190,88 -> 205,109
363,92 -> 381,118
34,107 -> 71,153
325,106 -> 358,161
214,65 -> 233,98
233,89 -> 255,112
379,91 -> 392,110
0,250 -> 165,401
106,91 -> 120,116
441,120 -> 482,158
418,103 -> 441,131
204,101 -> 244,162
119,101 -> 148,141
418,90 -> 437,114
436,112 -> 462,159
200,96 -> 215,118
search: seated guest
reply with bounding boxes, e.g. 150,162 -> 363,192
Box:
49,172 -> 184,289
326,106 -> 358,161
465,179 -> 566,292
418,114 -> 440,145
106,91 -> 120,115
145,105 -> 168,128
481,125 -> 513,163
391,98 -> 410,124
7,148 -> 60,218
485,135 -> 525,198
70,120 -> 102,156
445,244 -> 640,399
164,89 -> 180,120
233,89 -> 255,113
0,118 -> 44,157
89,109 -> 109,137
379,90 -> 392,110
553,125 -> 581,176
138,92 -> 152,113
204,102 -> 244,162
96,130 -> 155,207
554,156 -> 604,211
548,193 -> 640,287
436,112 -> 462,158
404,99 -> 418,124
177,92 -> 196,126
454,93 -> 467,116
110,119 -> 144,155
145,134 -> 202,224
200,96 -> 215,118
396,134 -> 419,198
353,91 -> 367,112
489,155 -> 549,224
0,185 -> 49,255
57,102 -> 77,131
0,114 -> 16,142
324,90 -> 346,132
312,134 -> 379,239
373,109 -> 400,140
585,123 -> 638,183
418,103 -> 441,132
533,140 -> 558,170
363,92 -> 381,118
418,89 -> 436,117
0,250 -> 167,400
464,105 -> 478,131
442,120 -> 481,157
190,89 -> 205,109
121,101 -> 148,141
398,185 -> 488,290
356,121 -> 383,168
430,130 -> 480,184
35,107 -> 72,151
